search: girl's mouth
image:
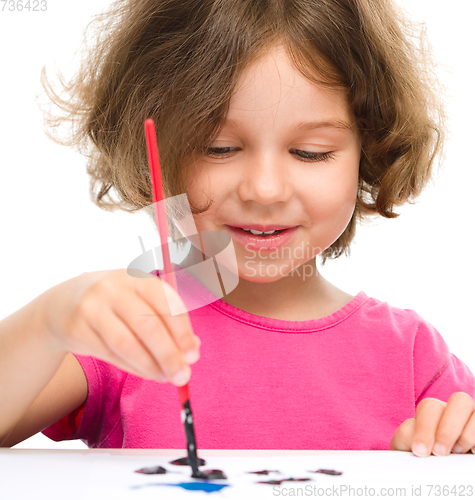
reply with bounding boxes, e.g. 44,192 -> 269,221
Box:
225,225 -> 299,251
241,228 -> 286,236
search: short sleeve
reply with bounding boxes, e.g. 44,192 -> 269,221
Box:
413,316 -> 475,405
417,353 -> 475,404
41,400 -> 86,442
41,354 -> 128,448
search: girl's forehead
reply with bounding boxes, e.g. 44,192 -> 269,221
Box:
227,45 -> 353,127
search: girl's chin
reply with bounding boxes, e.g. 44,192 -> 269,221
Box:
238,273 -> 286,283
237,265 -> 296,283
236,259 -> 319,283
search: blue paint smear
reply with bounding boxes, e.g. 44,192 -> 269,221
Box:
130,482 -> 230,493
169,482 -> 229,492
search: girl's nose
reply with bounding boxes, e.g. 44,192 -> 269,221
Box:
237,152 -> 293,205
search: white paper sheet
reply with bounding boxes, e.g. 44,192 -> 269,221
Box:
1,450 -> 474,500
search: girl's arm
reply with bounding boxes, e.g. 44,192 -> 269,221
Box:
0,269 -> 200,447
0,296 -> 87,447
0,353 -> 87,448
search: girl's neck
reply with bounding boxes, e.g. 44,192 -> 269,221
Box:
220,260 -> 351,321
179,246 -> 353,321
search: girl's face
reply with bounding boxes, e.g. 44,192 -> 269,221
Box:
187,44 -> 361,283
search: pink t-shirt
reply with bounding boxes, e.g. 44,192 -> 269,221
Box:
42,269 -> 475,450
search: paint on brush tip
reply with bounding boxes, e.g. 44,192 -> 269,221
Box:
248,470 -> 281,475
309,469 -> 343,476
130,482 -> 230,492
135,465 -> 167,474
170,456 -> 227,479
170,456 -> 206,466
258,477 -> 312,485
192,469 -> 227,480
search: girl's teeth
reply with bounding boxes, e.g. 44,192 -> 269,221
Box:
242,228 -> 278,235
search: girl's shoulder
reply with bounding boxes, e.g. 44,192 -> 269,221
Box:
361,293 -> 450,354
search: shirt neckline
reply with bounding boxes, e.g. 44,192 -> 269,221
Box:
161,262 -> 370,334
207,289 -> 370,333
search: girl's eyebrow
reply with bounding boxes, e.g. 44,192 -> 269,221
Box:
295,119 -> 353,131
222,118 -> 353,131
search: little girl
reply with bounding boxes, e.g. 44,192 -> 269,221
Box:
1,0 -> 474,458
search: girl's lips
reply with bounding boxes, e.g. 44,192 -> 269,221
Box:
225,225 -> 299,251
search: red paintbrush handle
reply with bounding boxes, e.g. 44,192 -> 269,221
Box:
178,384 -> 190,406
144,119 -> 177,291
144,118 -> 190,404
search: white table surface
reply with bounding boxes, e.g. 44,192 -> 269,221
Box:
1,448 -> 474,499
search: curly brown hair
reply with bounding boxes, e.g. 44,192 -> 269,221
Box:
39,0 -> 446,265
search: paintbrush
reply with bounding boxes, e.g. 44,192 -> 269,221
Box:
144,118 -> 201,478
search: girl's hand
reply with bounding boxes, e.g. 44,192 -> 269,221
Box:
390,393 -> 475,456
38,269 -> 200,386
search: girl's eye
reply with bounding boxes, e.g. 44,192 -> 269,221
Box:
205,147 -> 239,158
290,149 -> 336,162
205,147 -> 336,163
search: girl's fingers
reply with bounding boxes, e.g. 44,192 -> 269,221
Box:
390,395 -> 475,457
412,398 -> 446,457
69,315 -> 165,382
87,306 -> 166,382
55,269 -> 199,385
135,277 -> 201,360
110,290 -> 193,386
389,417 -> 415,452
452,409 -> 475,454
434,393 -> 475,455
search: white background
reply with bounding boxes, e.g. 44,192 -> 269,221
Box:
0,0 -> 473,449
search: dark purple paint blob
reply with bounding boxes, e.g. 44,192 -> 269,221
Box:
130,482 -> 229,492
135,465 -> 167,474
248,470 -> 281,475
309,469 -> 343,476
192,469 -> 227,480
258,478 -> 312,485
170,456 -> 206,466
